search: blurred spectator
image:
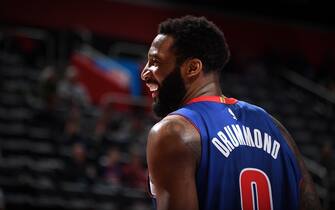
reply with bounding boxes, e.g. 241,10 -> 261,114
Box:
93,97 -> 126,147
34,65 -> 65,130
99,147 -> 123,186
63,105 -> 89,145
92,99 -> 116,156
62,142 -> 96,184
122,147 -> 147,189
94,100 -> 114,142
64,106 -> 81,139
39,65 -> 59,109
58,65 -> 90,108
127,110 -> 150,148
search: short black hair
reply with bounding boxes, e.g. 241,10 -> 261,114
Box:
158,15 -> 230,73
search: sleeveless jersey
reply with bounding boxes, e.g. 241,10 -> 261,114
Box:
169,96 -> 302,210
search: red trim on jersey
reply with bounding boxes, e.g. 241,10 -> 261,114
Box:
187,95 -> 238,105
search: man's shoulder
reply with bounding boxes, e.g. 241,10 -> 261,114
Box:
236,100 -> 266,112
147,115 -> 201,166
149,115 -> 197,142
232,100 -> 273,121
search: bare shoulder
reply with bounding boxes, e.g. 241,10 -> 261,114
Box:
149,114 -> 199,142
148,114 -> 201,163
146,115 -> 200,210
270,116 -> 322,210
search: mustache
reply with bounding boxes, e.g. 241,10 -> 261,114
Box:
145,79 -> 159,85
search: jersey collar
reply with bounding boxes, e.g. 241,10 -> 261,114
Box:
187,95 -> 238,105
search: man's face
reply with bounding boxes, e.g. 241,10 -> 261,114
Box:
141,34 -> 186,118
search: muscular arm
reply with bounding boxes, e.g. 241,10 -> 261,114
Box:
147,115 -> 200,210
271,116 -> 322,210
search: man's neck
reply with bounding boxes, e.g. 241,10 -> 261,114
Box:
181,73 -> 222,105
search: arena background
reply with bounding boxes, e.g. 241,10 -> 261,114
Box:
0,0 -> 334,209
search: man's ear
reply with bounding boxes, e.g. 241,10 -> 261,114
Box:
183,58 -> 202,78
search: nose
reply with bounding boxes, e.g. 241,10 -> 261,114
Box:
141,64 -> 151,81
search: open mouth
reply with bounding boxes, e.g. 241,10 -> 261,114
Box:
146,83 -> 159,98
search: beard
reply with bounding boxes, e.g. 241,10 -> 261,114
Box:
152,66 -> 186,118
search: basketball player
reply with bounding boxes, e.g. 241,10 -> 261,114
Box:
141,15 -> 321,210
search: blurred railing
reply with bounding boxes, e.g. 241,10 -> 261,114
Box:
282,69 -> 335,113
281,69 -> 334,209
303,156 -> 330,209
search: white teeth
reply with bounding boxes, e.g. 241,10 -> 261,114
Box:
146,83 -> 158,91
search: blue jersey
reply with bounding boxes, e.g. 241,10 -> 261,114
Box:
170,96 -> 302,210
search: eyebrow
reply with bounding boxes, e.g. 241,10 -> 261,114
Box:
148,53 -> 161,60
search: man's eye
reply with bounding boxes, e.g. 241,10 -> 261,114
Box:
152,59 -> 159,66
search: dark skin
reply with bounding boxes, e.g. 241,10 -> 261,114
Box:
142,34 -> 322,210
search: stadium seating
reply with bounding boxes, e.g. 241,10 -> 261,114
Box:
0,49 -> 334,209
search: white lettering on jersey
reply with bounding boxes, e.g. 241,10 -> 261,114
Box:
212,124 -> 281,159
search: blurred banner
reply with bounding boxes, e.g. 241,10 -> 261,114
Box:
70,45 -> 143,106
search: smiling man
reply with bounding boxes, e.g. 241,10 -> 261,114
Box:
141,15 -> 321,210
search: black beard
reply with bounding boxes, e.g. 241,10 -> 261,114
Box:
153,66 -> 186,118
